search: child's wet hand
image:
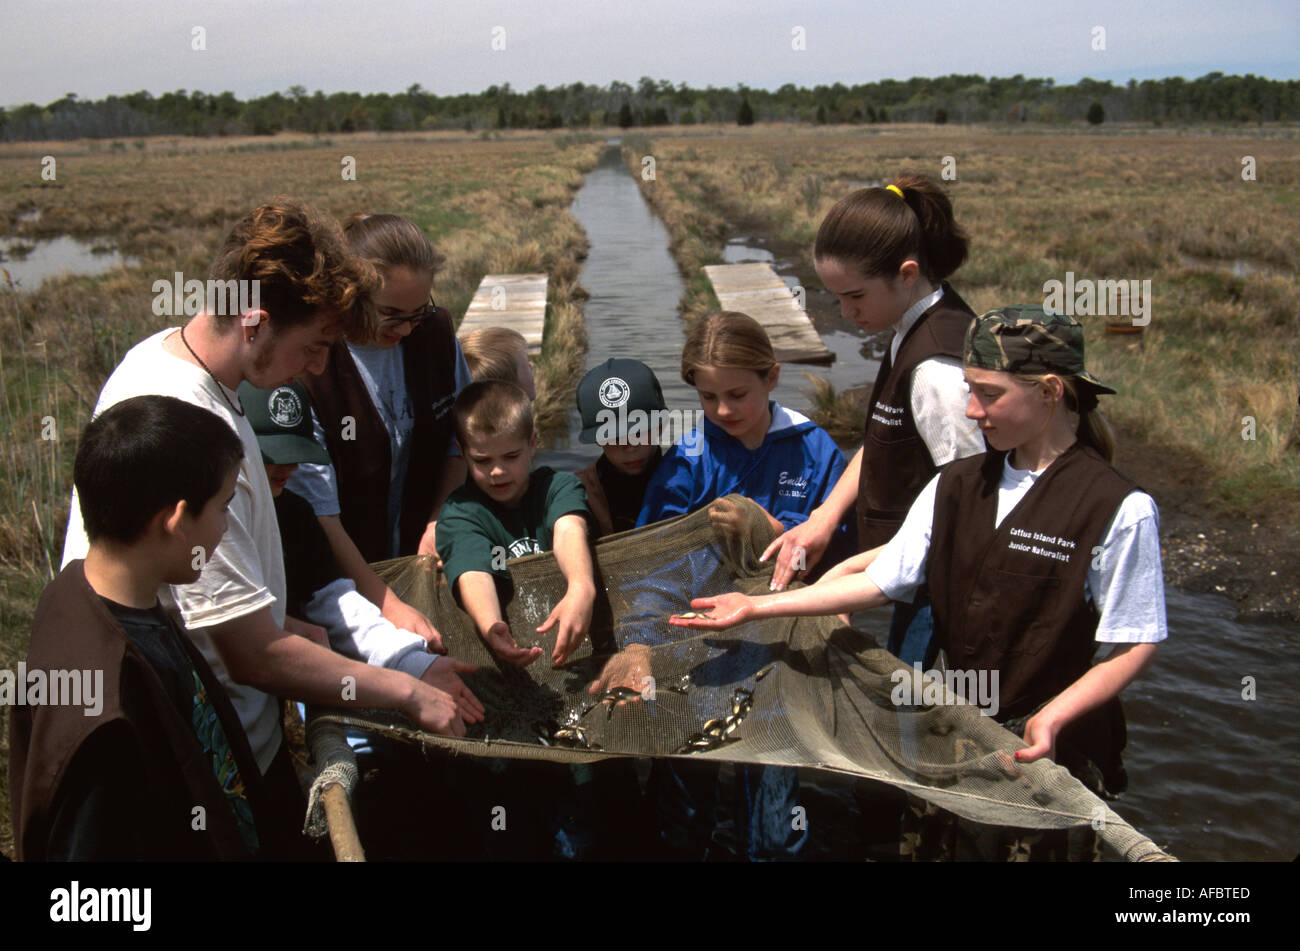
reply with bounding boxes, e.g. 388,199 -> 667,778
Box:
482,620 -> 543,667
762,516 -> 830,590
669,593 -> 752,630
538,585 -> 594,665
587,644 -> 651,698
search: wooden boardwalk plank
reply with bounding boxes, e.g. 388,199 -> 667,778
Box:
702,263 -> 832,365
457,272 -> 548,356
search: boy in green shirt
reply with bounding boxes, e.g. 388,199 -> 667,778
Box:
437,380 -> 595,667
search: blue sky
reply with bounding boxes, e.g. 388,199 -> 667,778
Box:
3,0 -> 1296,107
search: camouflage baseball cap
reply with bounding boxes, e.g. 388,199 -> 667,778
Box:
964,305 -> 1116,395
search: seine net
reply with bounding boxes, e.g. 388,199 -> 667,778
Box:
305,495 -> 1170,860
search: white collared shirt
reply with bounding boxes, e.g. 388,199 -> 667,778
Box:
887,286 -> 984,467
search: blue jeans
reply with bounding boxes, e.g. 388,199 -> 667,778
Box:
887,597 -> 937,669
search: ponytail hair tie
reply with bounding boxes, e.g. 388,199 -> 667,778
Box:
885,184 -> 905,200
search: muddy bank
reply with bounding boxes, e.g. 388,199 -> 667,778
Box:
1111,427 -> 1300,620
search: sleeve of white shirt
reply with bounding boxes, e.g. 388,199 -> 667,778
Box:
864,474 -> 941,604
910,356 -> 985,467
285,405 -> 342,517
171,467 -> 279,628
1088,490 -> 1168,644
303,577 -> 436,679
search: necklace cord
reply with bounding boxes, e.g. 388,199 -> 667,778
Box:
179,325 -> 246,418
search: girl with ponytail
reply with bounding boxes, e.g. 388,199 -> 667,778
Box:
765,174 -> 984,667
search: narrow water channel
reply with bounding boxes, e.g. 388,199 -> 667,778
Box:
537,145 -> 1299,861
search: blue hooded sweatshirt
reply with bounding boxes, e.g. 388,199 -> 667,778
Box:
636,401 -> 848,532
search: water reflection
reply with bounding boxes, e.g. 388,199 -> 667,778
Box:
0,235 -> 135,289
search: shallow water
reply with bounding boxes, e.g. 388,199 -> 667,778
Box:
536,147 -> 1300,861
0,234 -> 135,289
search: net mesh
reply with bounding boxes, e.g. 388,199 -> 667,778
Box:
306,495 -> 1171,860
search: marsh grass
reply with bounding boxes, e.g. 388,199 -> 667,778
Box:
616,124 -> 1300,522
0,130 -> 603,571
801,371 -> 867,442
0,132 -> 602,572
0,133 -> 604,854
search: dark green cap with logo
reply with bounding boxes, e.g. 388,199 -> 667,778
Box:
576,358 -> 667,444
964,305 -> 1116,395
237,380 -> 332,464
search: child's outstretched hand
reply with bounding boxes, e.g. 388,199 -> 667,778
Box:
537,581 -> 595,665
668,593 -> 755,631
586,644 -> 652,701
481,620 -> 544,667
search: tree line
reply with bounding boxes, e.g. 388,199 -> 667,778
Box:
3,73 -> 1297,141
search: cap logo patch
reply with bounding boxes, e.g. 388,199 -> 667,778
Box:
267,387 -> 303,428
598,376 -> 630,409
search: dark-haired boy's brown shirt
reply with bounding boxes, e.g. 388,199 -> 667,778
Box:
575,451 -> 662,539
9,562 -> 262,860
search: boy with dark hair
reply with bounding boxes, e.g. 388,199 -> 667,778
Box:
436,380 -> 596,666
10,396 -> 262,860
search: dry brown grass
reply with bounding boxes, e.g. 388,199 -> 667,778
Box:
0,130 -> 603,573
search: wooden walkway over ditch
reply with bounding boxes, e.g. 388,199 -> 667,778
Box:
702,263 -> 832,364
457,273 -> 547,356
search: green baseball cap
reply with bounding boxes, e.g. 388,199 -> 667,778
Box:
237,380 -> 332,465
964,305 -> 1116,395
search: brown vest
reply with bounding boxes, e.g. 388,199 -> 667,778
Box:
927,444 -> 1135,787
10,562 -> 260,860
857,284 -> 975,549
303,307 -> 459,562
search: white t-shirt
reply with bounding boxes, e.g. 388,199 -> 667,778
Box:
890,287 -> 985,468
866,453 -> 1168,644
60,328 -> 286,772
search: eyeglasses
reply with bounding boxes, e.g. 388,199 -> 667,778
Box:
379,301 -> 437,330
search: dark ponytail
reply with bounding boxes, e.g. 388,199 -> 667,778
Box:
814,173 -> 968,284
